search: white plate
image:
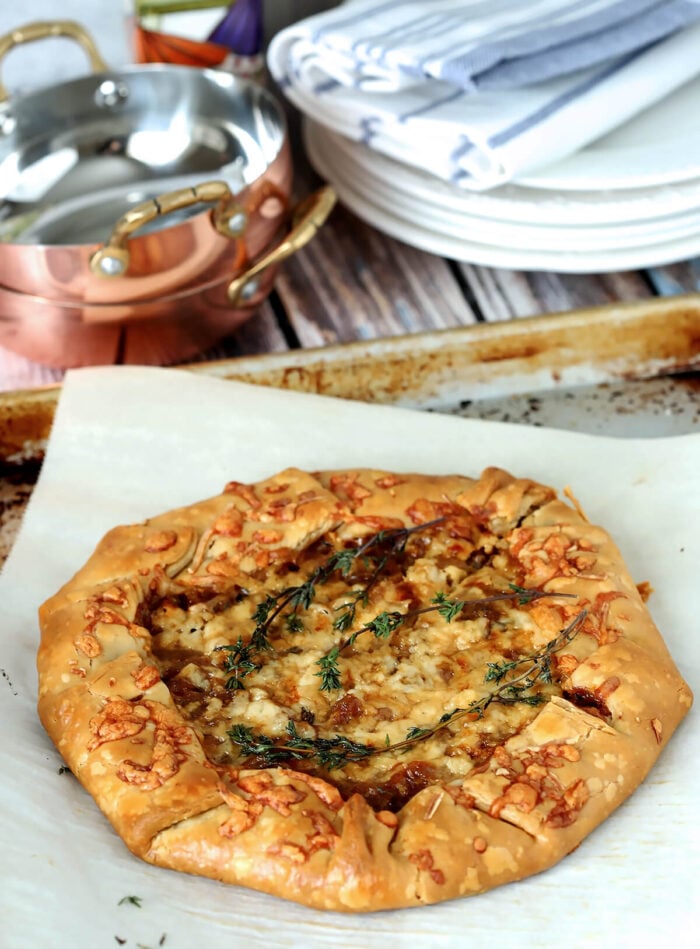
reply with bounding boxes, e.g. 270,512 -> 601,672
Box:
309,122 -> 700,228
517,74 -> 700,191
358,178 -> 700,253
306,123 -> 700,272
307,124 -> 700,253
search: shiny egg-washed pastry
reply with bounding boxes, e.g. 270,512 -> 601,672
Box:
37,467 -> 692,911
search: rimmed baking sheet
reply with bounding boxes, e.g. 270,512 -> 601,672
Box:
1,294 -> 699,463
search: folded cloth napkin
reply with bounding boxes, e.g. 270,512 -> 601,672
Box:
268,0 -> 700,189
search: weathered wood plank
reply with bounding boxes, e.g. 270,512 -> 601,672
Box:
273,203 -> 477,347
193,299 -> 290,362
456,264 -> 654,322
646,259 -> 700,296
0,347 -> 63,393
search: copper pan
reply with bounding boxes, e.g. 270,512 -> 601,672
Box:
0,20 -> 335,364
0,187 -> 335,367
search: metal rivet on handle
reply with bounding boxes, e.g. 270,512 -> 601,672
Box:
94,80 -> 129,109
98,255 -> 126,276
225,210 -> 247,236
239,277 -> 259,301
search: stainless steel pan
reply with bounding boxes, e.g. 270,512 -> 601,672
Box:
0,21 -> 282,221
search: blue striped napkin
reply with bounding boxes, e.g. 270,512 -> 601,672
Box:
268,0 -> 700,189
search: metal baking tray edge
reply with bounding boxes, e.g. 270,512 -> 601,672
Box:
1,293 -> 699,463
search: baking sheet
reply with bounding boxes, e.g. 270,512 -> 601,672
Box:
451,375 -> 700,436
1,366 -> 698,949
2,292 -> 699,463
195,295 -> 700,410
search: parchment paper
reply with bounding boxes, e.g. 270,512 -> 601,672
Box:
1,366 -> 698,949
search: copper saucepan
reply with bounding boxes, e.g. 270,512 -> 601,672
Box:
0,20 -> 335,366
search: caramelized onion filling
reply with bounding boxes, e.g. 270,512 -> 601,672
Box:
143,525 -> 579,812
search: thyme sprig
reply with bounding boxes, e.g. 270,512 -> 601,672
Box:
229,720 -> 375,770
316,647 -> 343,692
255,517 -> 446,649
216,517 -> 445,690
228,610 -> 586,769
388,607 -> 587,751
331,516 -> 446,631
316,585 -> 576,691
216,637 -> 260,691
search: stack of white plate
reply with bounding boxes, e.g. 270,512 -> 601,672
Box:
303,75 -> 700,272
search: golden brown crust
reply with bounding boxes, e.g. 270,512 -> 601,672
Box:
37,466 -> 693,912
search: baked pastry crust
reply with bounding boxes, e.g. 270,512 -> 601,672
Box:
37,467 -> 692,912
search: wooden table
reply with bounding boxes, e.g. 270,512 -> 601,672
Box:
1,131 -> 700,393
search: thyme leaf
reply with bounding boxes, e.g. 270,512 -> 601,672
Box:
433,590 -> 465,622
325,548 -> 356,576
508,582 -> 553,605
332,601 -> 359,632
404,725 -> 433,741
215,637 -> 260,691
320,594 -> 464,679
366,610 -> 404,640
315,647 -> 342,692
288,579 -> 316,611
286,613 -> 304,633
250,595 -> 277,652
118,896 -> 143,907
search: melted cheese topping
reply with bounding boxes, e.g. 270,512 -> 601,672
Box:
148,523 -> 572,811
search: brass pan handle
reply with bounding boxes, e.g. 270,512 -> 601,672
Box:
227,186 -> 336,305
90,181 -> 248,278
0,20 -> 108,103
